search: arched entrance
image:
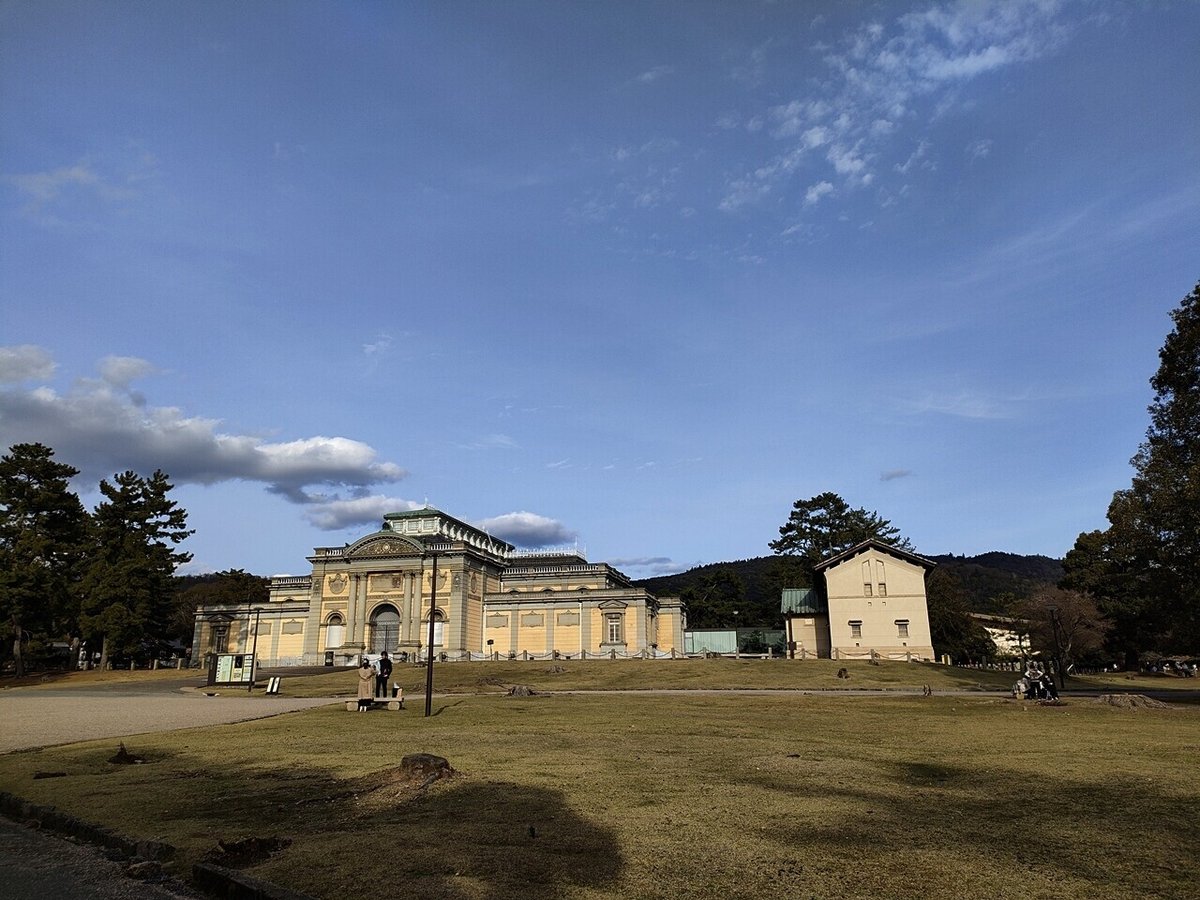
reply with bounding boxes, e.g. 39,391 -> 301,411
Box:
370,604 -> 400,653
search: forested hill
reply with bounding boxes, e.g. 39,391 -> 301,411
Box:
927,553 -> 1064,613
633,552 -> 1063,625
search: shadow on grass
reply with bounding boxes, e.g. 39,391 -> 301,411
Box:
160,756 -> 622,899
740,754 -> 1197,896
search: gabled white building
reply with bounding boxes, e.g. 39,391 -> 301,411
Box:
782,540 -> 936,661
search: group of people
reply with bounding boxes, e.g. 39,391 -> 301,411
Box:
1014,663 -> 1059,701
355,651 -> 394,711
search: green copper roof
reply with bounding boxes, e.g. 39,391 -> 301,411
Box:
781,588 -> 824,615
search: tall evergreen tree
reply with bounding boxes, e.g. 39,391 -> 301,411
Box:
769,492 -> 911,595
1063,281 -> 1200,661
80,470 -> 193,667
0,443 -> 88,675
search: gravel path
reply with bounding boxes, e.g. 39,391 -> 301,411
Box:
0,816 -> 204,899
0,693 -> 339,753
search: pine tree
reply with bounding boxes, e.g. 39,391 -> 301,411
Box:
0,443 -> 88,676
769,492 -> 910,570
1064,281 -> 1200,660
80,470 -> 193,667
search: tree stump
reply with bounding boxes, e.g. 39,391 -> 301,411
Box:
399,753 -> 454,782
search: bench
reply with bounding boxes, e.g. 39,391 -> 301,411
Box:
345,690 -> 405,711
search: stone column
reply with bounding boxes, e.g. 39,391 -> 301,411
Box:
302,577 -> 323,664
634,602 -> 647,652
545,607 -> 555,656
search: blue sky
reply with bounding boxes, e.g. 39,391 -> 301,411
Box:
2,1 -> 1197,578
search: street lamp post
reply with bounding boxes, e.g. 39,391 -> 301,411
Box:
424,553 -> 438,717
246,594 -> 261,693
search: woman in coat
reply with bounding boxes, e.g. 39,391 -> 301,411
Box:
356,659 -> 376,711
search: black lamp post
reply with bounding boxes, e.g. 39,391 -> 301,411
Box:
424,552 -> 438,717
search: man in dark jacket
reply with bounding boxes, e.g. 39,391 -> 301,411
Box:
375,651 -> 393,698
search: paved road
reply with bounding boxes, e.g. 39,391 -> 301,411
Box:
0,688 -> 339,754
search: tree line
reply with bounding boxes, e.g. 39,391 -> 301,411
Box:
0,443 -> 194,675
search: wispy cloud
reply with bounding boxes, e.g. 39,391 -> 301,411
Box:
455,434 -> 518,451
900,388 -> 1015,420
362,333 -> 393,356
609,556 -> 684,578
804,180 -> 835,206
720,0 -> 1074,212
881,469 -> 914,481
634,65 -> 674,84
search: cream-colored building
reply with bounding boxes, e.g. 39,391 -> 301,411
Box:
782,540 -> 936,661
191,507 -> 685,666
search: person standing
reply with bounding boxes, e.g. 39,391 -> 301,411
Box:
376,651 -> 393,698
357,659 -> 375,711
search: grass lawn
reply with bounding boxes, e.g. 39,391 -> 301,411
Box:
272,657 -> 1023,698
1,686 -> 1196,899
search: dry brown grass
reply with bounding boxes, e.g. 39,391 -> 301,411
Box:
1,690 -> 1196,899
273,657 -> 1021,698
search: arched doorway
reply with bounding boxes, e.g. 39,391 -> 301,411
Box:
325,612 -> 345,650
370,604 -> 400,653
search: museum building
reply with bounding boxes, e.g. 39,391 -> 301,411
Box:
190,507 -> 685,666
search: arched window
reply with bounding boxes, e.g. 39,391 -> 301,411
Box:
325,612 -> 345,650
425,609 -> 445,647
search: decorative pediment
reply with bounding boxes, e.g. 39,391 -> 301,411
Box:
345,533 -> 426,560
597,599 -> 629,610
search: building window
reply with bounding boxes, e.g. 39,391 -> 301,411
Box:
864,583 -> 873,597
213,624 -> 229,653
605,614 -> 624,644
896,620 -> 909,638
878,583 -> 887,597
849,621 -> 862,639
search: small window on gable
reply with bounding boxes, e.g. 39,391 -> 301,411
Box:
878,583 -> 887,597
864,583 -> 873,597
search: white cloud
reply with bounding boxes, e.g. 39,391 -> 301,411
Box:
454,434 -> 518,451
362,333 -> 393,356
635,65 -> 674,84
966,138 -> 993,160
303,495 -> 422,530
895,139 -> 933,174
725,0 -> 1073,213
0,347 -> 407,503
608,556 -> 683,578
0,345 -> 56,383
880,469 -> 914,481
477,511 -> 577,548
98,356 -> 156,389
901,388 -> 1014,420
7,164 -> 102,203
804,181 -> 835,206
